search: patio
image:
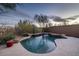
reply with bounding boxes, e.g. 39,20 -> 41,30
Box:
0,36 -> 79,56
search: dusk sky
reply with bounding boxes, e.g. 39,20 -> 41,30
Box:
1,3 -> 79,26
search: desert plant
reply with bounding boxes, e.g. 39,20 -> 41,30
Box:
15,20 -> 42,36
0,33 -> 15,45
4,33 -> 15,41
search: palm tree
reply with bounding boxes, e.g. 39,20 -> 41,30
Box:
34,15 -> 48,46
34,14 -> 48,32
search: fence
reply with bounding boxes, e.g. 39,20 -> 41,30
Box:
47,24 -> 79,37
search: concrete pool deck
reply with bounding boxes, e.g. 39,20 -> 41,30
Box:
0,36 -> 79,56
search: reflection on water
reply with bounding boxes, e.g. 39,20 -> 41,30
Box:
21,35 -> 57,54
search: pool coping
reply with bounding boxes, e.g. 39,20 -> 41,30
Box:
19,33 -> 67,42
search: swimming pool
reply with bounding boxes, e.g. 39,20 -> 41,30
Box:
20,34 -> 61,54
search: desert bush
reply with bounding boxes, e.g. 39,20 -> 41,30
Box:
15,20 -> 42,35
0,33 -> 15,45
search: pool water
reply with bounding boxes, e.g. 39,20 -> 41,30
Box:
20,34 -> 57,54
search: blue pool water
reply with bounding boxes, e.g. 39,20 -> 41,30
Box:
20,34 -> 57,54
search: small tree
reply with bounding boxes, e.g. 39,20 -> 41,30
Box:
15,19 -> 42,36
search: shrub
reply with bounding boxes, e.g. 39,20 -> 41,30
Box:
4,33 -> 15,41
0,33 -> 15,45
0,38 -> 6,45
15,23 -> 42,35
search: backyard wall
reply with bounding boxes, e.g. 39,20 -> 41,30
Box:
47,24 -> 79,37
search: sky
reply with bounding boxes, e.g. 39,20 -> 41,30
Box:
1,3 -> 79,27
16,3 -> 79,18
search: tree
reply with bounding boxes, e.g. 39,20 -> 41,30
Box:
15,19 -> 42,35
16,20 -> 33,35
34,14 -> 48,32
62,19 -> 68,26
